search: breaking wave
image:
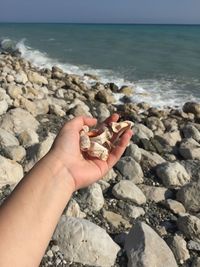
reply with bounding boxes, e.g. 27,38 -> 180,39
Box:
1,38 -> 199,108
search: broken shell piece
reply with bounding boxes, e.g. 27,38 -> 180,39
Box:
87,141 -> 109,161
110,121 -> 134,133
90,127 -> 113,145
80,134 -> 90,151
80,119 -> 134,161
110,120 -> 134,146
82,125 -> 89,133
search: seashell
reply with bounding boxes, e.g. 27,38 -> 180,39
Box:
82,125 -> 89,133
90,127 -> 113,145
80,119 -> 133,161
110,121 -> 134,133
87,141 -> 109,161
80,134 -> 90,151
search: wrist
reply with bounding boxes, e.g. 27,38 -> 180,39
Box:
42,151 -> 76,195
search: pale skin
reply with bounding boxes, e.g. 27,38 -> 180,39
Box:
0,114 -> 133,267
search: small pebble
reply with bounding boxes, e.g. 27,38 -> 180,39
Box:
55,258 -> 61,265
51,245 -> 59,252
46,250 -> 53,258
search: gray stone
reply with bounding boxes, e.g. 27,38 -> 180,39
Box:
69,104 -> 92,117
146,116 -> 165,134
3,145 -> 26,162
177,181 -> 200,212
0,108 -> 39,136
183,102 -> 200,117
0,88 -> 13,106
156,131 -> 181,147
115,157 -> 143,184
168,234 -> 190,264
156,161 -> 190,188
102,168 -> 117,182
177,214 -> 200,242
6,74 -> 14,83
164,153 -> 177,161
156,226 -> 168,237
51,245 -> 59,253
46,250 -> 53,258
125,204 -> 145,219
192,257 -> 200,267
179,138 -> 200,160
102,209 -> 131,229
18,96 -> 38,116
53,216 -> 120,267
180,160 -> 200,182
49,104 -> 65,117
15,71 -> 28,84
0,155 -> 23,188
97,180 -> 110,192
125,222 -> 178,267
33,99 -> 49,115
182,124 -> 200,142
125,143 -> 142,162
55,88 -> 65,98
188,240 -> 200,251
7,85 -> 23,99
64,199 -> 85,218
112,180 -> 146,205
119,85 -> 133,96
0,99 -> 8,115
18,130 -> 39,147
28,71 -> 48,85
140,138 -> 157,152
79,183 -> 104,212
0,128 -> 19,147
140,149 -> 165,168
133,123 -> 154,140
52,70 -> 65,80
159,118 -> 178,132
138,185 -> 173,203
37,133 -> 55,160
162,199 -> 186,215
95,89 -> 116,104
95,103 -> 110,121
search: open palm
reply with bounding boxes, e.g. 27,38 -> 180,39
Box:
51,114 -> 133,191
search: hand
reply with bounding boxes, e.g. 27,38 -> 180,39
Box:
50,114 -> 133,191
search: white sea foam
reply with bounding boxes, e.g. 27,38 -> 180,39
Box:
9,39 -> 200,108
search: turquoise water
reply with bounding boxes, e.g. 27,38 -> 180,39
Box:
1,23 -> 200,106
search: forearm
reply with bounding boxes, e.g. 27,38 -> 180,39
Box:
0,151 -> 74,267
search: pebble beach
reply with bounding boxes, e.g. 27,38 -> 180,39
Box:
0,50 -> 200,267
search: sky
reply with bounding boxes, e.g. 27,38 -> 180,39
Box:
0,0 -> 200,24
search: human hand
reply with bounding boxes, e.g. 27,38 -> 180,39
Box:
50,114 -> 133,191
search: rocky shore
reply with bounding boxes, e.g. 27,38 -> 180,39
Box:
0,51 -> 200,267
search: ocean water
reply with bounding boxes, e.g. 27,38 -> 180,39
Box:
0,23 -> 200,107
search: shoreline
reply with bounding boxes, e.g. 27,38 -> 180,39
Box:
0,51 -> 200,267
1,35 -> 200,109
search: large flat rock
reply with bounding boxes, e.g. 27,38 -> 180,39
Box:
53,216 -> 120,267
125,222 -> 178,267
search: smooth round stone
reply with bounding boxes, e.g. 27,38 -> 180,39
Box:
112,180 -> 146,205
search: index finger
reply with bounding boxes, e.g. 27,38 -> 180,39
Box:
64,116 -> 97,131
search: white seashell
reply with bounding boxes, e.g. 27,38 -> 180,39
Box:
87,141 -> 109,161
81,125 -> 89,134
80,119 -> 133,161
110,121 -> 134,133
90,127 -> 112,145
80,134 -> 90,151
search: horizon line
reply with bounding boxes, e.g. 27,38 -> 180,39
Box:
0,22 -> 200,26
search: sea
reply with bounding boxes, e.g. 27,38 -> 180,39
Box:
0,23 -> 200,107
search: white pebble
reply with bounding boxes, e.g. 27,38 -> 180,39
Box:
51,245 -> 59,252
47,250 -> 53,258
